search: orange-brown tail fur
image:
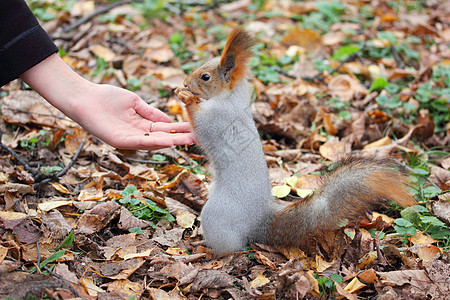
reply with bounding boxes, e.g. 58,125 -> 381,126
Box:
266,156 -> 416,247
219,28 -> 254,89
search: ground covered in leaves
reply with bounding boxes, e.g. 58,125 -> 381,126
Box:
0,0 -> 449,299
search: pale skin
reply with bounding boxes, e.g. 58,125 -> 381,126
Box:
19,53 -> 196,150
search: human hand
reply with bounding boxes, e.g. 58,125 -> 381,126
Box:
72,83 -> 196,150
20,54 -> 196,150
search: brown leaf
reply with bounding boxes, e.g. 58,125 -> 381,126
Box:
424,252 -> 450,298
282,28 -> 322,53
319,137 -> 352,161
117,207 -> 150,231
328,75 -> 368,102
429,199 -> 450,227
3,218 -> 41,244
323,113 -> 338,136
65,128 -> 87,155
1,91 -> 71,128
89,44 -> 116,61
358,269 -> 378,284
148,287 -> 187,300
417,245 -> 441,263
377,270 -> 433,297
76,200 -> 120,235
100,258 -> 144,280
428,165 -> 450,191
190,269 -> 236,292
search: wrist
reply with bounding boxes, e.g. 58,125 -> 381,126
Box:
20,53 -> 94,123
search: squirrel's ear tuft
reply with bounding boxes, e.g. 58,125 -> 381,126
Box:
219,28 -> 254,88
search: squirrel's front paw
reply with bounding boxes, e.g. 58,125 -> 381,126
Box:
174,87 -> 201,105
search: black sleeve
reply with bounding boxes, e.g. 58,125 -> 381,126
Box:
0,0 -> 59,86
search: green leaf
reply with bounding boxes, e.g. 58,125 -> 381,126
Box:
122,185 -> 139,197
416,82 -> 433,103
394,218 -> 413,227
129,227 -> 143,234
152,154 -> 167,162
330,274 -> 343,283
412,166 -> 430,176
423,185 -> 442,198
41,166 -> 63,175
401,205 -> 428,225
431,98 -> 450,112
369,77 -> 388,92
420,216 -> 446,227
338,111 -> 352,120
406,226 -> 417,236
29,249 -> 67,273
378,31 -> 397,44
394,225 -> 406,235
385,83 -> 400,94
376,95 -> 402,109
331,45 -> 360,61
55,231 -> 73,251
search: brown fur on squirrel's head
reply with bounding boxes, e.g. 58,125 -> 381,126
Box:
183,28 -> 254,100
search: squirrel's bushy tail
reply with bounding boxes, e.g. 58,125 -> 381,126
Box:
266,156 -> 416,247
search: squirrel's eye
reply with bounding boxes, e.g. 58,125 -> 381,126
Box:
201,73 -> 210,81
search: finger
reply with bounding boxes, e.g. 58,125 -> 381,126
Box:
130,132 -> 197,150
111,132 -> 196,150
134,99 -> 172,123
151,122 -> 192,133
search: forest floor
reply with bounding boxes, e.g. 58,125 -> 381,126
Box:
0,0 -> 449,299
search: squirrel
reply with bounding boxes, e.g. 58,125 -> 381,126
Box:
174,28 -> 417,255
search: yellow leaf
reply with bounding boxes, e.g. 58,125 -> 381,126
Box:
123,248 -> 155,260
176,210 -> 196,229
316,255 -> 333,272
372,212 -> 395,224
0,245 -> 8,264
272,184 -> 291,198
50,182 -> 71,194
166,247 -> 188,256
297,188 -> 314,198
80,277 -> 105,296
344,277 -> 366,294
410,231 -> 437,245
363,136 -> 392,149
0,211 -> 27,221
286,175 -> 299,187
249,272 -> 270,289
38,200 -> 73,212
357,251 -> 377,269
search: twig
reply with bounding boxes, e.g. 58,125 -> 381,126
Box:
61,0 -> 140,33
0,130 -> 85,186
36,240 -> 41,274
36,240 -> 81,298
390,44 -> 405,69
172,0 -> 233,14
0,130 -> 39,177
34,139 -> 85,187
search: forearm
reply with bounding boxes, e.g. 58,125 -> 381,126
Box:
19,53 -> 196,150
19,53 -> 91,124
